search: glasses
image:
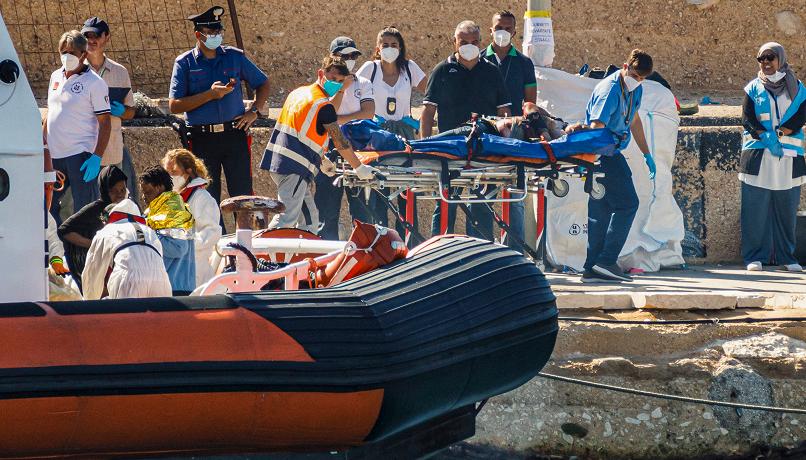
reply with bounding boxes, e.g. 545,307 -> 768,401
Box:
757,55 -> 776,63
340,52 -> 360,60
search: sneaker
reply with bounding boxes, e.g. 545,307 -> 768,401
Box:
592,264 -> 633,282
746,261 -> 762,271
581,270 -> 615,283
785,263 -> 803,272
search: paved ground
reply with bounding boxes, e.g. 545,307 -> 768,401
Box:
544,265 -> 806,310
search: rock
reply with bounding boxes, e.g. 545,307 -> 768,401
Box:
707,362 -> 777,441
721,332 -> 806,359
651,408 -> 663,419
775,11 -> 803,36
625,417 -> 641,425
637,413 -> 651,421
603,421 -> 613,437
686,0 -> 721,9
703,411 -> 713,420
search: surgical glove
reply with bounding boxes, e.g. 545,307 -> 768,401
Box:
110,101 -> 126,117
355,164 -> 380,180
321,157 -> 336,177
80,153 -> 102,182
760,131 -> 784,157
644,153 -> 656,180
50,257 -> 70,276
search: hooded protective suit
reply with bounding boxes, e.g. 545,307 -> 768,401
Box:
180,177 -> 222,285
82,199 -> 172,300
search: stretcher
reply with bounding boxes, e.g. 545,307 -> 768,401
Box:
337,123 -> 617,253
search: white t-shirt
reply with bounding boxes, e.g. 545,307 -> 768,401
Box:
46,67 -> 110,159
333,75 -> 374,116
356,60 -> 426,121
738,91 -> 806,190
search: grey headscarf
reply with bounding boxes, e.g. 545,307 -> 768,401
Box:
757,42 -> 799,99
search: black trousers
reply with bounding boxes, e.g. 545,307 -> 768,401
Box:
189,129 -> 253,204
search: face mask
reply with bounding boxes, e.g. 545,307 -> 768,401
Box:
171,175 -> 186,191
458,44 -> 480,61
344,59 -> 356,72
380,47 -> 400,63
493,30 -> 512,48
201,33 -> 223,50
623,74 -> 642,92
60,53 -> 80,71
322,78 -> 343,97
767,71 -> 786,83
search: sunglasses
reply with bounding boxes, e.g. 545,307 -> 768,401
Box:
340,52 -> 360,60
757,54 -> 777,63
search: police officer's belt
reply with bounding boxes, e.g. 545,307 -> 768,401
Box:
189,121 -> 239,134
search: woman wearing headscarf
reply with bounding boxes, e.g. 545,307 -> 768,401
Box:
740,42 -> 806,272
57,165 -> 128,290
139,165 -> 196,294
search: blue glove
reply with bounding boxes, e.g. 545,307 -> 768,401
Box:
760,131 -> 784,157
80,153 -> 102,182
109,101 -> 126,117
644,153 -> 657,180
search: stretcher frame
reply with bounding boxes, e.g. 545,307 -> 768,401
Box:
336,151 -> 605,263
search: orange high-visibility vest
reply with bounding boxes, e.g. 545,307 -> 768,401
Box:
262,84 -> 332,180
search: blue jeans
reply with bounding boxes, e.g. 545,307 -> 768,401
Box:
741,182 -> 800,265
118,145 -> 140,207
504,193 -> 526,253
314,171 -> 374,240
51,152 -> 101,226
584,154 -> 639,271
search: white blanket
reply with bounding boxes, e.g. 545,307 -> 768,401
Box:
537,67 -> 685,272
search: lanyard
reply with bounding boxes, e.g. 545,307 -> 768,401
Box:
619,75 -> 635,127
494,52 -> 512,82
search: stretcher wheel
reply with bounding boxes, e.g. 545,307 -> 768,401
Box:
590,181 -> 606,200
549,179 -> 569,198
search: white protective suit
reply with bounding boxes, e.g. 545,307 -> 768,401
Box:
82,199 -> 172,300
183,177 -> 222,285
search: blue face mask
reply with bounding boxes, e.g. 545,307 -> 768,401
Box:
202,33 -> 223,50
322,78 -> 343,97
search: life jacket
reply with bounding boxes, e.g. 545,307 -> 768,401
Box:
742,78 -> 806,156
180,183 -> 206,203
265,83 -> 332,180
307,220 -> 408,288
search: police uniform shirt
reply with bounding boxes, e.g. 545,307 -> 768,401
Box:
169,45 -> 268,126
482,45 -> 536,117
335,75 -> 374,116
46,66 -> 110,159
423,55 -> 511,133
585,71 -> 643,151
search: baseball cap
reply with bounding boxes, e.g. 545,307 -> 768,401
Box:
329,36 -> 361,55
81,17 -> 110,35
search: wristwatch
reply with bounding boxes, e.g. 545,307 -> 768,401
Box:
777,128 -> 785,138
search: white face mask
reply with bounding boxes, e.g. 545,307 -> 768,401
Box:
60,53 -> 80,71
458,44 -> 480,61
623,74 -> 642,92
380,47 -> 399,64
493,30 -> 512,48
344,59 -> 356,72
767,71 -> 786,83
171,175 -> 186,191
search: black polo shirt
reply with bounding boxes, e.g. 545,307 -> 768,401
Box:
424,54 -> 512,133
482,45 -> 537,116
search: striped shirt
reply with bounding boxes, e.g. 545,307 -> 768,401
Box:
91,57 -> 135,165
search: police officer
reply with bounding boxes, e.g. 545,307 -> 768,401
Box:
169,5 -> 270,211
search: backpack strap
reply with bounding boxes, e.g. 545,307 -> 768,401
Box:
112,225 -> 161,262
370,62 -> 378,83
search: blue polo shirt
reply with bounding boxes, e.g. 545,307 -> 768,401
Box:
482,45 -> 536,116
585,71 -> 643,151
169,45 -> 268,126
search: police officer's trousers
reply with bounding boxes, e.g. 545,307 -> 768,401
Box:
190,129 -> 253,204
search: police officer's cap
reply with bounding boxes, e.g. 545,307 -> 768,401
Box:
187,6 -> 225,30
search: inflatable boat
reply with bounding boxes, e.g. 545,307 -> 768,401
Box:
0,236 -> 557,458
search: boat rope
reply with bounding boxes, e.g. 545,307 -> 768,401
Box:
557,317 -> 806,325
537,372 -> 806,415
